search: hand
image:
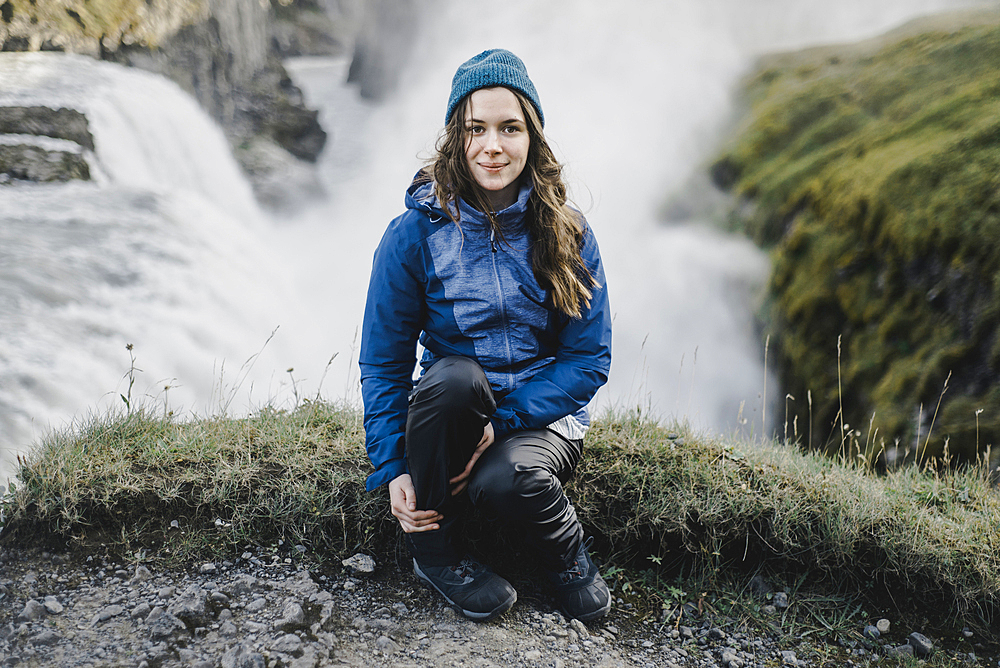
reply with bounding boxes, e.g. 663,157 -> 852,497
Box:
388,473 -> 442,533
450,422 -> 495,496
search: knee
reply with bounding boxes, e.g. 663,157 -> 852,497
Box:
469,455 -> 555,515
413,357 -> 492,414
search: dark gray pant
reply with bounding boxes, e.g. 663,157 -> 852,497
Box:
405,356 -> 584,570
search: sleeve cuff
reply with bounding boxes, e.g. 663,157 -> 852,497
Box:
365,458 -> 408,492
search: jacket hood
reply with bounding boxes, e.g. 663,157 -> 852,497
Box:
404,171 -> 534,230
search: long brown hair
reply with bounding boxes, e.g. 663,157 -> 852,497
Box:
426,88 -> 596,318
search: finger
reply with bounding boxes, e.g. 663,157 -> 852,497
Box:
398,518 -> 440,533
451,480 -> 469,496
449,457 -> 477,484
394,508 -> 442,524
399,484 -> 418,511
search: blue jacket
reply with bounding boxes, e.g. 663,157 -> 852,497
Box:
359,176 -> 612,491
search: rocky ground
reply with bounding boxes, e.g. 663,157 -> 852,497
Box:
0,544 -> 995,668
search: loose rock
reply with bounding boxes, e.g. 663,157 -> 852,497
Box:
271,633 -> 302,654
145,606 -> 187,639
908,631 -> 933,657
29,629 -> 61,646
16,599 -> 46,623
342,553 -> 376,575
42,596 -> 63,615
889,643 -> 915,657
221,643 -> 267,668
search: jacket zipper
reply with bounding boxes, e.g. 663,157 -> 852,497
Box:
489,227 -> 515,389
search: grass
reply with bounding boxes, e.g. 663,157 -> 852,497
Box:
3,400 -> 1000,644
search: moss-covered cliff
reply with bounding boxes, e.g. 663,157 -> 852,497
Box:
712,9 -> 1000,464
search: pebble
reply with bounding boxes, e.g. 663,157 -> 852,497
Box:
889,643 -> 915,657
246,597 -> 267,612
42,596 -> 64,614
908,631 -> 934,657
271,633 -> 302,653
95,604 -> 124,623
342,553 -> 376,575
131,602 -> 152,620
16,599 -> 46,622
29,630 -> 61,646
876,618 -> 891,633
145,606 -> 186,639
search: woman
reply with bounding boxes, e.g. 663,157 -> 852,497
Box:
360,49 -> 612,622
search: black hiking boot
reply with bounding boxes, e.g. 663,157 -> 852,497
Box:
413,556 -> 517,621
547,539 -> 611,622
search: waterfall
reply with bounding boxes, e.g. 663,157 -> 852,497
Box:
0,54 -> 296,479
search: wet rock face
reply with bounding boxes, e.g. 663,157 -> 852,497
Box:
270,0 -> 347,58
0,106 -> 93,150
0,140 -> 90,182
0,106 -> 93,183
102,3 -> 327,166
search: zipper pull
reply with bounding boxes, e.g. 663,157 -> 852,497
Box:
490,227 -> 497,253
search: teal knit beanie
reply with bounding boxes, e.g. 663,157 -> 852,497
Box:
445,49 -> 544,127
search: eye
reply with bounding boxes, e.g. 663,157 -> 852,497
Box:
502,125 -> 522,134
466,125 -> 484,135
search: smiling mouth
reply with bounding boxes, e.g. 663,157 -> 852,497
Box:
479,163 -> 507,171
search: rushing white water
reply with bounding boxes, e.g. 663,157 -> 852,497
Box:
0,0 -> 990,481
0,54 -> 298,477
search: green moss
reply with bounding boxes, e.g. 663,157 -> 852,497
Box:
714,15 -> 1000,461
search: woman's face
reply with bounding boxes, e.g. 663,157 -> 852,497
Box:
463,87 -> 530,211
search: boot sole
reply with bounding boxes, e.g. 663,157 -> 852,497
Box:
413,560 -> 517,622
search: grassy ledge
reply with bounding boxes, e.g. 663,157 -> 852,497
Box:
3,402 -> 999,639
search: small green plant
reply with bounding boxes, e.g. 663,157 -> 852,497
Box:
120,343 -> 140,411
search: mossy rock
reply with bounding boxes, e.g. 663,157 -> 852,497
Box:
712,8 -> 1000,463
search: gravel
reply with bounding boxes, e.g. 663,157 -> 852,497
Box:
0,546 -> 996,668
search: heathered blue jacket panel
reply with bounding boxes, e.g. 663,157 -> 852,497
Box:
359,176 -> 612,491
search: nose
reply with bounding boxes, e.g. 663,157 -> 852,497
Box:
484,129 -> 502,154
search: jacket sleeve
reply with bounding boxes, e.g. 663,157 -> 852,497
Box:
491,223 -> 612,436
359,217 -> 425,491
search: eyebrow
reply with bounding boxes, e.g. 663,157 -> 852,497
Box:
465,117 -> 525,125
